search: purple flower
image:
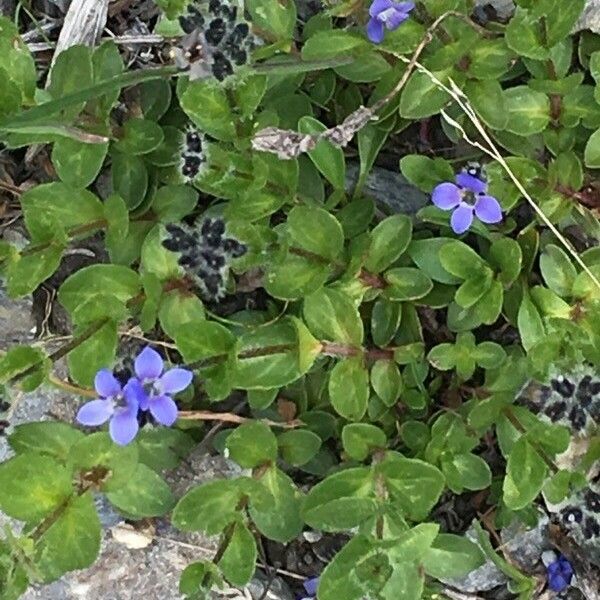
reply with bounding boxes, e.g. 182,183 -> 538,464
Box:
299,577 -> 319,600
431,171 -> 502,234
76,369 -> 140,446
132,346 -> 192,427
367,0 -> 415,44
546,554 -> 573,593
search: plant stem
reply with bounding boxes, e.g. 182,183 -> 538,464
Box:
177,410 -> 303,429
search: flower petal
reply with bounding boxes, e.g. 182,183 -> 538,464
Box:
385,9 -> 410,29
455,172 -> 487,194
158,368 -> 193,394
94,369 -> 121,399
366,17 -> 385,43
149,395 -> 179,426
77,399 -> 113,426
474,195 -> 502,224
303,578 -> 319,596
450,203 -> 474,234
123,377 -> 146,410
396,1 -> 416,12
134,346 -> 163,381
548,574 -> 568,593
432,182 -> 461,210
369,0 -> 393,17
109,411 -> 139,446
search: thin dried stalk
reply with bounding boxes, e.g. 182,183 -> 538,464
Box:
178,410 -> 303,429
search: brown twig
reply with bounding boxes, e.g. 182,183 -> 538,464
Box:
177,410 -> 303,429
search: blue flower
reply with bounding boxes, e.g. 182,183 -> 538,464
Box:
431,171 -> 502,234
367,0 -> 415,44
299,577 -> 319,600
131,346 -> 193,427
546,554 -> 573,593
76,369 -> 140,446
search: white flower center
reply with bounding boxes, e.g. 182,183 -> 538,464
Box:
378,7 -> 397,22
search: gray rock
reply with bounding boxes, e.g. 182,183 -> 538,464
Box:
0,286 -> 34,350
346,162 -> 429,216
475,0 -> 514,20
247,571 -> 295,600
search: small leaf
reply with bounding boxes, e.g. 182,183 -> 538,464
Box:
342,424 -> 387,461
370,360 -> 402,406
287,205 -> 344,260
9,422 -> 84,461
364,215 -> 412,273
329,357 -> 369,421
503,437 -> 548,510
383,268 -> 433,301
278,430 -> 321,466
219,521 -> 257,587
226,422 -> 278,468
423,534 -> 485,579
0,452 -> 73,521
539,244 -> 577,297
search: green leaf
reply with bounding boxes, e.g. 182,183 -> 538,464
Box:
543,0 -> 585,47
106,464 -> 174,517
174,320 -> 233,361
48,46 -> 93,118
0,345 -> 48,389
265,251 -> 329,300
9,422 -> 84,461
159,291 -> 206,341
304,287 -> 363,344
370,360 -> 402,406
278,430 -> 321,466
298,116 -> 346,189
20,183 -> 104,242
68,432 -> 139,491
371,298 -> 402,347
139,78 -> 172,120
475,342 -> 507,369
503,86 -> 550,135
329,357 -> 369,421
226,422 -> 278,468
0,17 -> 37,101
219,521 -> 257,587
234,74 -> 267,118
439,241 -> 489,280
141,225 -> 182,281
442,453 -> 492,492
585,126 -> 600,168
465,80 -> 508,130
364,215 -> 412,273
287,205 -> 344,260
408,238 -> 462,285
232,319 -> 311,389
249,466 -> 303,542
318,536 -> 373,600
489,237 -> 522,287
67,319 -> 118,386
400,69 -> 452,118
136,428 -> 193,472
505,7 -> 549,60
337,196 -> 375,238
173,480 -> 246,535
302,467 -> 378,531
34,492 -> 101,582
301,30 -> 368,61
104,194 -> 129,258
0,452 -> 72,521
246,0 -> 296,40
467,39 -> 515,80
427,343 -> 456,371
342,423 -> 387,461
111,151 -> 148,210
399,155 -> 454,193
179,561 -> 222,597
540,244 -> 577,297
334,52 -> 391,83
52,138 -> 109,188
153,184 -> 198,222
114,118 -> 164,155
517,294 -> 546,352
383,268 -> 433,301
180,80 -> 235,141
503,437 -> 548,510
423,534 -> 485,579
7,243 -> 64,297
377,454 -> 445,521
59,264 -> 141,314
